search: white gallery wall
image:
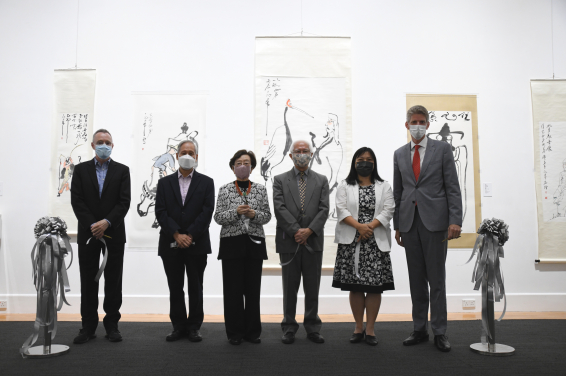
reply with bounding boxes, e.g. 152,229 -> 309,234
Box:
1,0 -> 565,315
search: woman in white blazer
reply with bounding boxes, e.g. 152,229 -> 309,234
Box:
332,147 -> 395,346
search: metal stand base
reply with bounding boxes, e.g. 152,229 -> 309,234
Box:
24,344 -> 70,358
470,343 -> 515,356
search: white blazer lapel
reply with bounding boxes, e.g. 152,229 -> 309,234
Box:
349,182 -> 359,220
373,182 -> 386,221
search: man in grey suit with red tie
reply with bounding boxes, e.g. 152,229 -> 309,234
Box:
393,105 -> 462,352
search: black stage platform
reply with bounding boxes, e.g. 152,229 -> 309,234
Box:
1,320 -> 564,375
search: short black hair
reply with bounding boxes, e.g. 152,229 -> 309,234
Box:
345,147 -> 384,185
93,129 -> 112,142
229,149 -> 257,169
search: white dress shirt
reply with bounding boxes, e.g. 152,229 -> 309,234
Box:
410,135 -> 428,168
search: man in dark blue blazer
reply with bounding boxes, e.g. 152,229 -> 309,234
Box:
71,129 -> 131,344
155,139 -> 214,342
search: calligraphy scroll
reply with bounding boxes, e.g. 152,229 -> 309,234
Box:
531,80 -> 566,263
254,37 -> 352,269
406,94 -> 482,248
128,92 -> 207,248
50,70 -> 96,234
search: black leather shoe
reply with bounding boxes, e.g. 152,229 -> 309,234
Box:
281,332 -> 295,344
73,329 -> 96,344
166,330 -> 186,342
365,335 -> 378,346
349,332 -> 364,343
403,331 -> 429,346
105,328 -> 122,342
188,329 -> 203,342
229,338 -> 243,345
434,335 -> 451,352
245,337 -> 261,344
307,332 -> 325,344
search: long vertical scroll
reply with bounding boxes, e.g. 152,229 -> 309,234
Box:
254,37 -> 352,269
531,80 -> 566,263
50,69 -> 96,234
129,92 -> 207,249
406,94 -> 482,248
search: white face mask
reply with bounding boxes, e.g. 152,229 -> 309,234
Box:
178,155 -> 197,170
409,124 -> 427,140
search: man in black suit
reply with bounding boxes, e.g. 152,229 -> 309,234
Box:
155,139 -> 214,342
71,129 -> 131,344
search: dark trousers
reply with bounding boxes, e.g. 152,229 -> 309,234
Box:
279,250 -> 323,334
160,252 -> 208,331
221,258 -> 263,340
78,241 -> 124,333
401,207 -> 448,335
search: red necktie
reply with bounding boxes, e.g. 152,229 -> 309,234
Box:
413,145 -> 421,181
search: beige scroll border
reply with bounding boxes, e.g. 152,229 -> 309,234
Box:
406,94 -> 482,249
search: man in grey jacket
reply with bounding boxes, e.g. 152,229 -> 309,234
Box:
393,105 -> 462,352
273,140 -> 330,344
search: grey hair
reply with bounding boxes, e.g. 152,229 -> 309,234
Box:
406,105 -> 429,123
291,139 -> 312,152
177,138 -> 199,154
93,128 -> 112,142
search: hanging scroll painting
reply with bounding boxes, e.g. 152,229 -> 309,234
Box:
406,94 -> 482,248
129,92 -> 207,249
539,122 -> 566,223
254,37 -> 352,268
531,80 -> 566,263
50,69 -> 96,234
259,76 -> 347,222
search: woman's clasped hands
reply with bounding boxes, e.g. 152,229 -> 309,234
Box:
356,223 -> 373,242
237,205 -> 255,219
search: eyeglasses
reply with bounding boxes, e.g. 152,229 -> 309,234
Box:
234,162 -> 251,167
292,150 -> 310,154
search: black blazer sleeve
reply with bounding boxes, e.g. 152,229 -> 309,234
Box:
186,178 -> 215,240
105,166 -> 131,228
155,178 -> 182,238
70,164 -> 98,227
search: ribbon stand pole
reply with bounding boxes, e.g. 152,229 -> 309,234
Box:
21,217 -> 73,358
43,320 -> 51,354
26,303 -> 70,358
469,237 -> 514,356
467,218 -> 515,356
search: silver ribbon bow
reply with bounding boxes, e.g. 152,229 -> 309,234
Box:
21,219 -> 73,356
465,231 -> 507,345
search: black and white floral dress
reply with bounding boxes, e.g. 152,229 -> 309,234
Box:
332,185 -> 395,293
